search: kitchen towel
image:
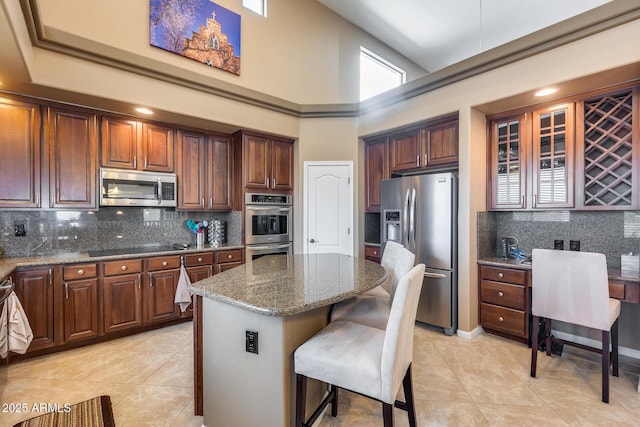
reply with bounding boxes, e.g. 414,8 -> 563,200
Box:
175,264 -> 193,313
0,291 -> 33,358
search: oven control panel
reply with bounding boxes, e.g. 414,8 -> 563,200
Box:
245,193 -> 291,205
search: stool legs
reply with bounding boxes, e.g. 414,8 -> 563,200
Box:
402,364 -> 417,427
530,315 -> 539,377
295,374 -> 307,427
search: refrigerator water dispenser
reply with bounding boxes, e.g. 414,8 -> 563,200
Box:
384,209 -> 401,243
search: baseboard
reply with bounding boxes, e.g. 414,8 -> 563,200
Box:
552,330 -> 640,360
456,325 -> 483,340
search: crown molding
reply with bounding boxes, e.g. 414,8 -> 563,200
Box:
18,0 -> 640,119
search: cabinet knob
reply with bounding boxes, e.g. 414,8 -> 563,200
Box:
162,261 -> 168,266
121,265 -> 127,271
77,269 -> 85,275
227,254 -> 232,259
373,250 -> 378,255
498,316 -> 504,322
497,272 -> 504,279
498,291 -> 504,297
198,257 -> 203,262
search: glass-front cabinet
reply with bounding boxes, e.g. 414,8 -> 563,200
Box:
489,114 -> 527,209
532,104 -> 574,208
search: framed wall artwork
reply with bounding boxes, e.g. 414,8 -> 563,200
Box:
150,0 -> 241,75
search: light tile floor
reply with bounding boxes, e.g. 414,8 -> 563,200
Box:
2,322 -> 640,426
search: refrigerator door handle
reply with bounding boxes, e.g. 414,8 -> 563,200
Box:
404,188 -> 411,246
425,272 -> 447,279
409,188 -> 416,252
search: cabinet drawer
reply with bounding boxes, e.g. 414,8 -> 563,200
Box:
103,259 -> 143,276
480,266 -> 526,285
184,252 -> 214,267
147,255 -> 181,271
481,303 -> 526,337
364,245 -> 381,259
63,263 -> 98,280
608,281 -> 625,300
480,280 -> 525,310
216,249 -> 243,263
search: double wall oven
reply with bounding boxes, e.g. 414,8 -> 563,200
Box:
244,193 -> 292,261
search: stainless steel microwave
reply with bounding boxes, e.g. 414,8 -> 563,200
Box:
99,168 -> 177,207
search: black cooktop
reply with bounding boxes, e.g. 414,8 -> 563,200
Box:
87,245 -> 184,257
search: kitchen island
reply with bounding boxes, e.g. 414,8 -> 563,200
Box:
188,253 -> 387,427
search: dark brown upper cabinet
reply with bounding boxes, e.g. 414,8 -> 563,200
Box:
101,116 -> 174,173
0,97 -> 41,208
234,130 -> 294,193
46,107 -> 98,210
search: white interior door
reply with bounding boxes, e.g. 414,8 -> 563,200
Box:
304,161 -> 353,255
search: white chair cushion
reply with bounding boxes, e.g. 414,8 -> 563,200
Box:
609,298 -> 621,328
294,320 -> 385,401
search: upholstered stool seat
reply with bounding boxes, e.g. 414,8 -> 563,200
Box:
294,263 -> 425,427
330,241 -> 415,329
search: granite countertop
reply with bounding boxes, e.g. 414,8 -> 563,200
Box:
0,245 -> 244,282
189,253 -> 387,317
478,256 -> 640,283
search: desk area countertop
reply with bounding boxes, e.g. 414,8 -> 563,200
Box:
188,253 -> 388,316
478,257 -> 640,284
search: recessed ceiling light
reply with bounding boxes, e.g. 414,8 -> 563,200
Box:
135,107 -> 154,115
535,88 -> 558,97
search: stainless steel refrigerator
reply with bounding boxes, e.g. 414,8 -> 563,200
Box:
380,172 -> 458,335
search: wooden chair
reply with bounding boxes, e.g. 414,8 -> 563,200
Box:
530,249 -> 620,403
294,263 -> 425,427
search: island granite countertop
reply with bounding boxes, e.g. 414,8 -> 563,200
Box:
0,245 -> 244,282
188,253 -> 387,316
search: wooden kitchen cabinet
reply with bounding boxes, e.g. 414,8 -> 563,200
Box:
531,104 -> 574,209
145,255 -> 182,324
14,267 -> 55,352
488,113 -> 527,209
102,259 -> 143,334
176,130 -> 232,211
424,118 -> 459,166
101,116 -> 174,172
364,245 -> 381,263
488,104 -> 575,210
389,128 -> 422,172
389,115 -> 459,173
478,265 -> 530,343
234,130 -> 294,192
215,249 -> 244,274
46,107 -> 98,209
61,263 -> 99,343
0,97 -> 41,208
185,253 -> 214,282
364,137 -> 389,212
576,87 -> 638,209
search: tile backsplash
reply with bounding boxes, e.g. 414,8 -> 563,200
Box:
0,208 -> 242,258
478,210 -> 640,268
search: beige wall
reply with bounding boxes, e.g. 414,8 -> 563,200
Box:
293,117 -> 360,254
31,0 -> 425,105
